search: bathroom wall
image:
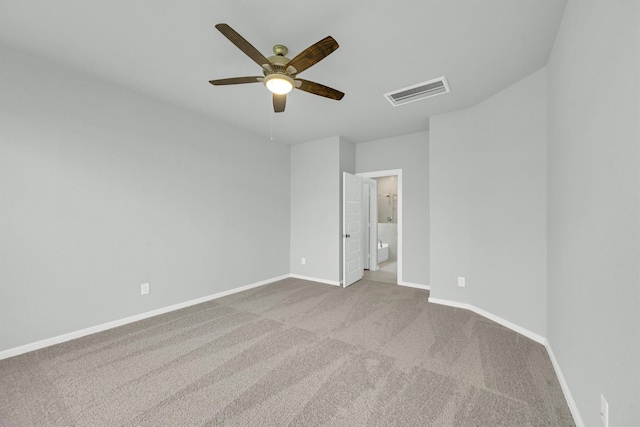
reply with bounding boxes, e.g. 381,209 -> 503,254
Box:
376,175 -> 398,261
376,176 -> 398,224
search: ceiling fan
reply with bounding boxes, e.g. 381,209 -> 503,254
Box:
209,23 -> 344,113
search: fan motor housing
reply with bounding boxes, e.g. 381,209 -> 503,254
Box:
263,45 -> 297,76
266,57 -> 291,73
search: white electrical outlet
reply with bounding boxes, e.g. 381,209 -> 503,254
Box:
600,394 -> 609,427
141,282 -> 150,295
301,258 -> 306,265
458,276 -> 466,287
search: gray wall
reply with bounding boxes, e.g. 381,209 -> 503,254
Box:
356,132 -> 429,286
429,68 -> 548,337
0,45 -> 291,352
290,136 -> 341,283
546,0 -> 639,425
289,136 -> 355,284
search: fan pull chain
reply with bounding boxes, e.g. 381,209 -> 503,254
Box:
270,110 -> 274,141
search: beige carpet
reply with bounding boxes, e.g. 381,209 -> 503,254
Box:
0,278 -> 575,426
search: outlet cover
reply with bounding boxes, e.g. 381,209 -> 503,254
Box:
141,283 -> 150,295
458,277 -> 466,287
301,258 -> 306,265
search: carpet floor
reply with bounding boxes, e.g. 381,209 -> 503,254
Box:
0,277 -> 575,426
363,262 -> 397,284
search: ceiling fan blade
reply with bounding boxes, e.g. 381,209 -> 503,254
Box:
209,76 -> 263,86
215,23 -> 271,69
296,79 -> 344,100
273,94 -> 286,113
286,36 -> 339,74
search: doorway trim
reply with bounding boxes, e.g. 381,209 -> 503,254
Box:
356,169 -> 403,285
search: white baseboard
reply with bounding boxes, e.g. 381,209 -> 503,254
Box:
0,275 -> 584,427
428,297 -> 545,344
545,341 -> 585,427
428,296 -> 583,427
0,274 -> 289,361
289,274 -> 341,287
398,281 -> 430,291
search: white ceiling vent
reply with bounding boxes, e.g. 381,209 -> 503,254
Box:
384,76 -> 450,107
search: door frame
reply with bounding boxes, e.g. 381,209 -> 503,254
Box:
356,169 -> 403,285
362,178 -> 378,271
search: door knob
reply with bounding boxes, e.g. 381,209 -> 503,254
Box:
344,234 -> 350,238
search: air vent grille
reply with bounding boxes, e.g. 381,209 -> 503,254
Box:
384,76 -> 450,107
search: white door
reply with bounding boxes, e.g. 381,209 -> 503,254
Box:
362,181 -> 371,270
362,178 -> 378,271
343,172 -> 363,287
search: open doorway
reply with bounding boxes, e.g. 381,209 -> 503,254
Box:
357,169 -> 402,285
372,175 -> 398,283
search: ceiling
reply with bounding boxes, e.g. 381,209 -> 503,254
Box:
0,0 -> 567,145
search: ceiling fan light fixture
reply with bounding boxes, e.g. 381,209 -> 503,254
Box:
264,74 -> 294,95
210,24 -> 343,113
